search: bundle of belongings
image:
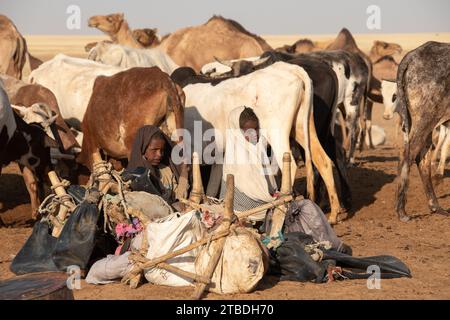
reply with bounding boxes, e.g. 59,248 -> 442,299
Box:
10,122 -> 411,299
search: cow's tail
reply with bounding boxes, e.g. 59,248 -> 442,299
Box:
297,67 -> 315,200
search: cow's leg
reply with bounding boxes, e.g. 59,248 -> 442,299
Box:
307,117 -> 343,225
346,107 -> 359,165
436,129 -> 450,180
395,129 -> 414,222
206,164 -> 222,197
337,109 -> 349,152
19,164 -> 40,219
360,100 -> 374,150
416,134 -> 449,216
432,125 -> 445,166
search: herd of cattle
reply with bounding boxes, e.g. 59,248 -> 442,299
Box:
0,13 -> 449,225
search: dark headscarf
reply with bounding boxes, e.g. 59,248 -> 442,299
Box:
127,125 -> 180,180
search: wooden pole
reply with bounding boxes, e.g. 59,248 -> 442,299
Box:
192,174 -> 234,300
49,171 -> 76,237
268,152 -> 292,242
178,195 -> 293,220
156,262 -> 210,284
91,152 -> 111,193
189,152 -> 204,204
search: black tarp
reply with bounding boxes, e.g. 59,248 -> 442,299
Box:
11,189 -> 101,275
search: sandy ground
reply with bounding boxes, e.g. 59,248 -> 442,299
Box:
1,34 -> 450,299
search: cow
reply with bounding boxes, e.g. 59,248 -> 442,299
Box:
325,28 -> 375,154
1,82 -> 58,219
306,50 -> 369,165
78,67 -> 184,172
199,50 -> 352,210
172,61 -> 345,224
0,74 -> 78,151
87,41 -> 179,74
29,54 -> 125,131
395,41 -> 450,221
382,79 -> 450,182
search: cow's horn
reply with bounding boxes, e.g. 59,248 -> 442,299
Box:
214,56 -> 233,68
252,56 -> 270,67
189,152 -> 204,204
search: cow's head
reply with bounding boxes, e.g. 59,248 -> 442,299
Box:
381,79 -> 398,120
11,103 -> 58,140
207,56 -> 271,78
88,13 -> 124,35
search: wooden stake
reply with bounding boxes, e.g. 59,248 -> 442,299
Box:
192,174 -> 234,300
189,152 -> 204,205
91,152 -> 111,192
49,171 -> 75,237
268,152 -> 292,241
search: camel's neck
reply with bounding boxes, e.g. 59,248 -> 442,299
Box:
115,20 -> 141,48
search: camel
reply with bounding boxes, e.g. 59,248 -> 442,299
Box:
88,14 -> 272,72
369,40 -> 402,64
0,15 -> 27,79
0,15 -> 43,80
88,13 -> 143,49
132,28 -> 160,48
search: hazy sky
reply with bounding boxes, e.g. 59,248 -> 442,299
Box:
1,0 -> 449,35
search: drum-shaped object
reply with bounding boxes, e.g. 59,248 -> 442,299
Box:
0,272 -> 74,300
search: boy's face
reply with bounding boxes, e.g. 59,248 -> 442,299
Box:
144,138 -> 166,166
241,119 -> 260,144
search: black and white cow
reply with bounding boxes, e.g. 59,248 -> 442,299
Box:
1,82 -> 58,219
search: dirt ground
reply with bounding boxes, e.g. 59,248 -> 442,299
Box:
1,35 -> 450,299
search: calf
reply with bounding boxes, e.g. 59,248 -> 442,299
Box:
395,41 -> 450,221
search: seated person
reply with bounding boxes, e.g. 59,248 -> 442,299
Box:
125,125 -> 188,207
221,106 -> 351,254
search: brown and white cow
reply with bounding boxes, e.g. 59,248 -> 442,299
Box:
395,41 -> 450,221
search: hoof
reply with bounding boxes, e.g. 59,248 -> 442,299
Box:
434,208 -> 450,217
399,215 -> 411,222
328,217 -> 338,225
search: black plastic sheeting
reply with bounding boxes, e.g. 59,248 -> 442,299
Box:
271,232 -> 412,283
11,191 -> 103,275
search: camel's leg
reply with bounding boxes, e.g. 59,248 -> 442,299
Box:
19,164 -> 40,219
415,134 -> 449,216
337,109 -> 349,153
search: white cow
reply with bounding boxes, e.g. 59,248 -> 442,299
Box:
381,79 -> 449,178
29,54 -> 125,131
182,61 -> 344,224
88,41 -> 179,75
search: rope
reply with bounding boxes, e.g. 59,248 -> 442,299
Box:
50,179 -> 70,190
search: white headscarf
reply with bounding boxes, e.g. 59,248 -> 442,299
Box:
222,106 -> 278,203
